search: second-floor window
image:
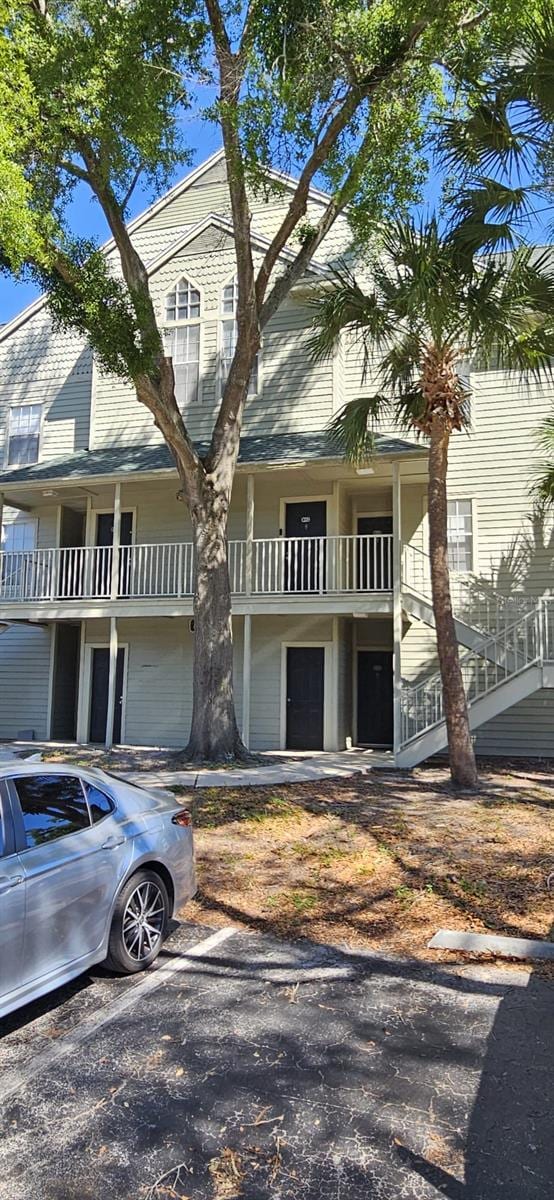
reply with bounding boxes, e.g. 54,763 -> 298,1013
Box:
221,278 -> 259,397
163,277 -> 201,406
447,499 -> 473,572
7,404 -> 42,466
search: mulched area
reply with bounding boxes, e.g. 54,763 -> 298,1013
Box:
176,759 -> 554,970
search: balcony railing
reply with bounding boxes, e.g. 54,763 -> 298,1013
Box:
0,533 -> 393,603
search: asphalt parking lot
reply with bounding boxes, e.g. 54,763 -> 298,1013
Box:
0,922 -> 552,1200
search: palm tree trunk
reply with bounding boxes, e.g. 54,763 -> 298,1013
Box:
428,412 -> 478,788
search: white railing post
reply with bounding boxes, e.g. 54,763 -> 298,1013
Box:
245,474 -> 254,596
110,482 -> 121,601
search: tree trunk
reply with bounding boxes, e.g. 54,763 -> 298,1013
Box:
428,412 -> 478,788
183,497 -> 250,763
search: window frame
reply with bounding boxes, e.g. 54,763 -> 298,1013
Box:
82,779 -> 116,825
8,772 -> 95,853
5,402 -> 43,468
162,273 -> 203,407
447,497 -> 475,574
218,273 -> 262,401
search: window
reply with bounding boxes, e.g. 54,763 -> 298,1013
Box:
163,277 -> 201,406
13,774 -> 91,849
165,277 -> 200,322
83,781 -> 115,822
221,278 -> 259,396
7,404 -> 41,466
1,520 -> 36,597
2,519 -> 36,555
447,499 -> 473,572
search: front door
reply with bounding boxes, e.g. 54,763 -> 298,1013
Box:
95,511 -> 134,596
357,516 -> 392,590
284,501 -> 326,591
357,650 -> 393,746
89,647 -> 126,745
286,646 -> 325,750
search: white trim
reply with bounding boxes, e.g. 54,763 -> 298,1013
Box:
87,506 -> 137,547
147,212 -> 329,281
4,401 -> 44,470
279,494 -> 331,537
0,150 -> 228,346
89,355 -> 99,452
280,640 -> 333,751
83,640 -> 129,745
217,270 -> 262,402
46,623 -> 57,740
76,620 -> 87,743
161,271 -> 205,407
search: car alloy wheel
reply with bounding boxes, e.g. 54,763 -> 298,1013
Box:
122,879 -> 165,962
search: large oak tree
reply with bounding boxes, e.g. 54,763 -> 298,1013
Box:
0,0 -> 537,760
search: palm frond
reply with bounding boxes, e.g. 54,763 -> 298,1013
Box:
327,395 -> 390,466
306,264 -> 393,370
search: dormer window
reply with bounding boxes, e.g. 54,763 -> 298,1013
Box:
221,277 -> 260,397
163,276 -> 201,406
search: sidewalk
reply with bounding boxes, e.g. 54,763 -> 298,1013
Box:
124,749 -> 395,789
0,742 -> 395,787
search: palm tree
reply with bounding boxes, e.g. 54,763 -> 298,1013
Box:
307,228 -> 554,787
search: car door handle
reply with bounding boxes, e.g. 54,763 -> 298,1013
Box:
0,874 -> 24,894
101,836 -> 125,850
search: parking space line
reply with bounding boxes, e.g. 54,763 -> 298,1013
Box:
0,925 -> 237,1105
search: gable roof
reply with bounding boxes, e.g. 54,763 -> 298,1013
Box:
0,149 -> 334,345
147,212 -> 329,279
0,432 -> 425,489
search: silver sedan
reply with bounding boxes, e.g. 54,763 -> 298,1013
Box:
0,763 -> 196,1019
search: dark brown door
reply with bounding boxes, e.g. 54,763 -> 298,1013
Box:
357,650 -> 393,746
357,516 -> 392,590
89,647 -> 125,745
286,646 -> 324,750
95,511 -> 134,596
284,501 -> 326,591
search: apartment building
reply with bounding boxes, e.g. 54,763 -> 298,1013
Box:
0,149 -> 553,764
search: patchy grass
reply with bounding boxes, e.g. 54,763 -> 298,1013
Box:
179,760 -> 554,969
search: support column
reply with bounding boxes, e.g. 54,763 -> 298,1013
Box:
105,616 -> 118,751
110,481 -> 121,600
392,462 -> 402,760
242,613 -> 252,748
245,474 -> 255,595
0,492 -> 4,540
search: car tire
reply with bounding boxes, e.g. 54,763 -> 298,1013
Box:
105,869 -> 170,974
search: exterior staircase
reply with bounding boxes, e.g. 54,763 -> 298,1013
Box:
398,545 -> 554,767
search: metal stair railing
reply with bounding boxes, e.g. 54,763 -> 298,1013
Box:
400,602 -> 544,748
401,543 -> 534,635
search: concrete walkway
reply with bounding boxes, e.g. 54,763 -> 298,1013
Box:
124,749 -> 395,789
0,742 -> 395,788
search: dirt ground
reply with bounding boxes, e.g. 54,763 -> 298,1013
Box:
176,759 -> 554,971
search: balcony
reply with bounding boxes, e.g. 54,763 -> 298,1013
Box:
0,533 -> 393,608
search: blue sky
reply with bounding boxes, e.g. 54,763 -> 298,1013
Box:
1,122 -> 550,327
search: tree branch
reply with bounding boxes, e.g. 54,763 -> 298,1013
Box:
204,0 -> 258,474
75,142 -> 203,484
255,20 -> 429,310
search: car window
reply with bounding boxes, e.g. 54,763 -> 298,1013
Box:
13,774 -> 91,849
83,782 -> 115,822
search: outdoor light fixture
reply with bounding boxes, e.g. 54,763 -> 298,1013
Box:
355,467 -> 375,476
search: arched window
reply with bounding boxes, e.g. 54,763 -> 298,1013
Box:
221,278 -> 260,397
163,277 -> 201,406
